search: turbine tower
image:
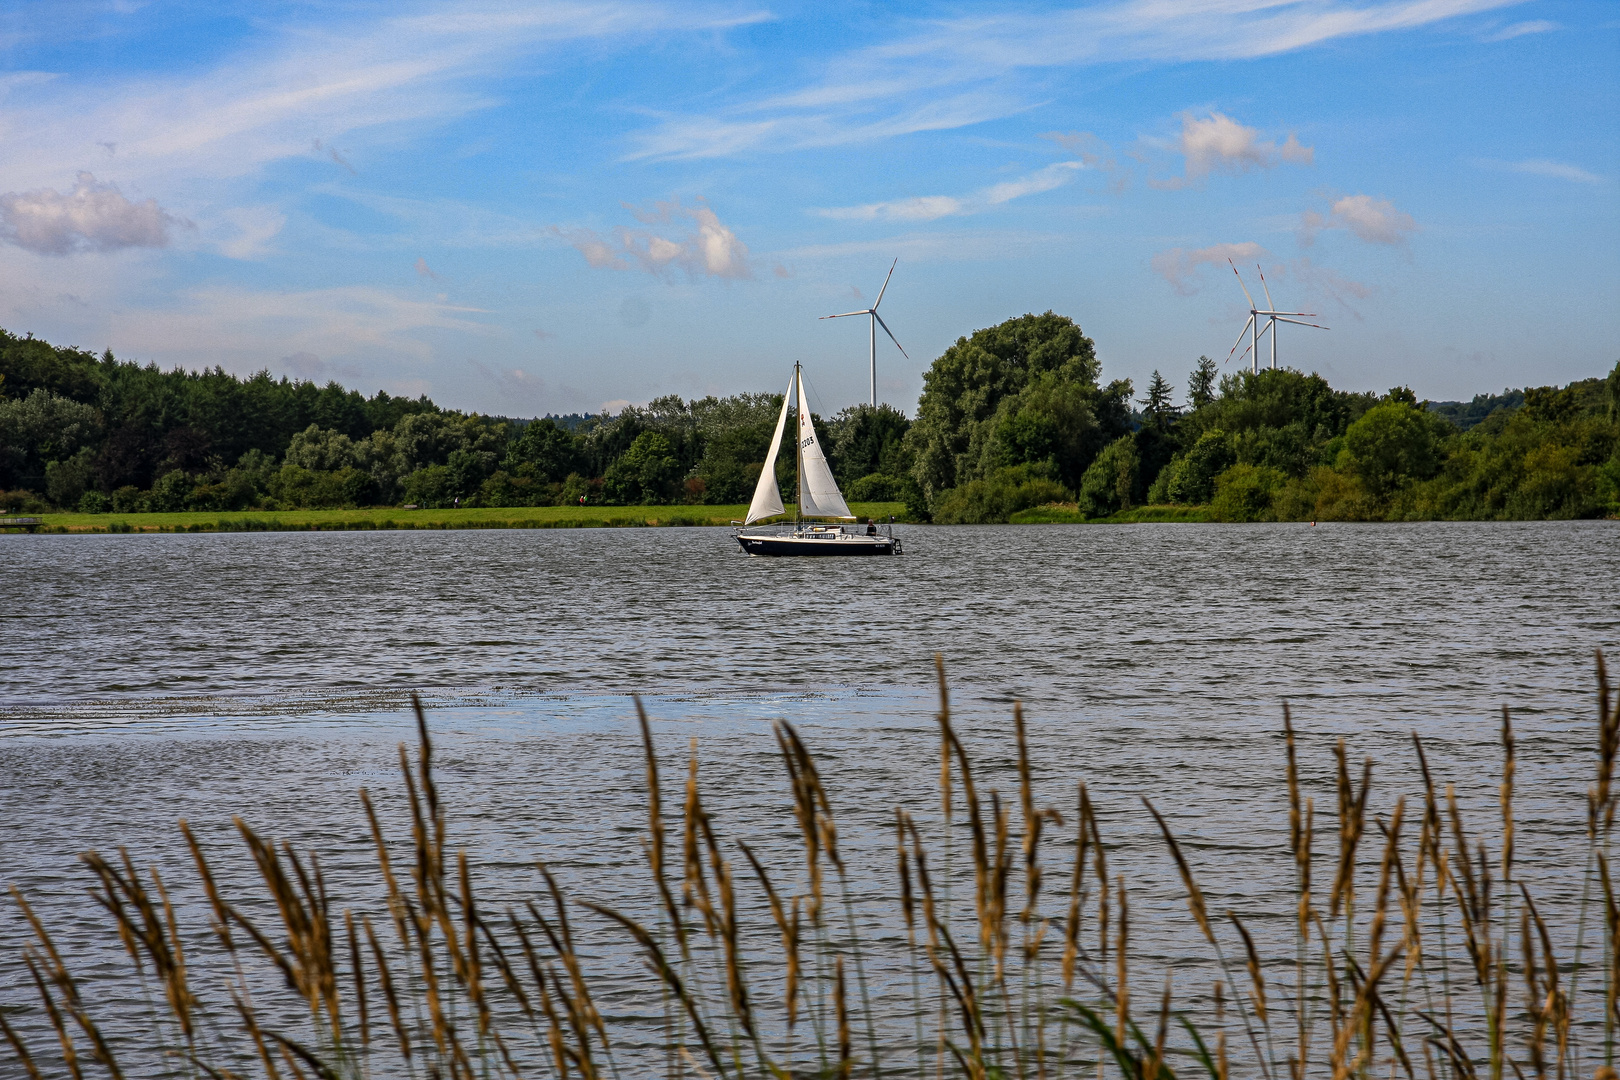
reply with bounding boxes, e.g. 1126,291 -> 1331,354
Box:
1225,260 -> 1329,373
820,259 -> 907,407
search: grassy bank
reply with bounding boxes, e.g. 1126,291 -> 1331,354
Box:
6,501 -> 909,534
1009,502 -> 1214,524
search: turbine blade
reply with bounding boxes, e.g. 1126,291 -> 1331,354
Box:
1225,314 -> 1255,362
872,258 -> 898,310
1256,318 -> 1273,341
1229,259 -> 1257,309
1256,263 -> 1275,311
873,312 -> 908,358
1273,317 -> 1329,329
820,309 -> 873,320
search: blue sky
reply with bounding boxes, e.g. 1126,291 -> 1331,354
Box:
1,0 -> 1615,417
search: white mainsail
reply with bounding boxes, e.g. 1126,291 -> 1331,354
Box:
796,368 -> 855,520
743,373 -> 795,525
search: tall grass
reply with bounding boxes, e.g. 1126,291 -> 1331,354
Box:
2,656 -> 1614,1079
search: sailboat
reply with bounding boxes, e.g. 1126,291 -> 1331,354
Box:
734,363 -> 902,557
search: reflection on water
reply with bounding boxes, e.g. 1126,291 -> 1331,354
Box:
1,522 -> 1616,1067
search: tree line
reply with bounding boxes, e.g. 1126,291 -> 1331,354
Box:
0,328 -> 911,515
2,320 -> 1616,521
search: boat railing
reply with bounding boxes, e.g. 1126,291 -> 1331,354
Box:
734,520 -> 901,541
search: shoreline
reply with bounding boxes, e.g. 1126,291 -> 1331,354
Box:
2,502 -> 910,534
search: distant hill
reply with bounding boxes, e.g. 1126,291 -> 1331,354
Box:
1428,389 -> 1526,431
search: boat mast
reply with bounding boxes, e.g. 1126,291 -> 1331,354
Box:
794,361 -> 803,528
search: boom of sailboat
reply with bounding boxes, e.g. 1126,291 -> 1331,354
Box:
733,362 -> 902,557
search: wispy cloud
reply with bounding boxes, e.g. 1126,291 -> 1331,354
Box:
123,285 -> 493,363
415,257 -> 440,279
0,172 -> 186,255
1150,241 -> 1267,295
1149,112 -> 1313,190
0,1 -> 768,239
556,199 -> 753,279
216,205 -> 286,260
816,161 -> 1083,221
1477,157 -> 1605,184
1300,194 -> 1418,246
628,0 -> 1522,159
1482,19 -> 1558,41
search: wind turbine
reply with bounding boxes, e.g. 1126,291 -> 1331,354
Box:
1225,259 -> 1329,373
820,259 -> 907,407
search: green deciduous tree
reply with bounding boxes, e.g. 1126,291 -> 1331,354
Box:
907,311 -> 1128,505
603,431 -> 682,504
284,424 -> 361,472
1341,398 -> 1445,497
504,418 -> 582,483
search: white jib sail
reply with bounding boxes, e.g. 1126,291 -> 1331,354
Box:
796,369 -> 855,520
743,374 -> 795,524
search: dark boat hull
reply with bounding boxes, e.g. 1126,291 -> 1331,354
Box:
736,533 -> 896,557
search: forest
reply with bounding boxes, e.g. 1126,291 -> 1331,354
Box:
2,319 -> 1617,522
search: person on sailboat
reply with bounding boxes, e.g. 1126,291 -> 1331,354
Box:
866,519 -> 877,536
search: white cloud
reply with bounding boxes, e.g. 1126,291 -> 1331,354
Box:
415,257 -> 440,279
0,172 -> 185,255
1150,112 -> 1313,190
1479,158 -> 1605,184
1300,194 -> 1418,246
817,161 -> 1083,222
1483,19 -> 1558,41
556,199 -> 753,279
1150,241 -> 1268,295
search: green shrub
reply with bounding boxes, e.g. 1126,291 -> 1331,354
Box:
148,469 -> 193,512
76,489 -> 110,513
1209,462 -> 1286,521
44,448 -> 95,510
848,473 -> 898,501
931,464 -> 1068,524
1076,435 -> 1140,517
402,464 -> 456,509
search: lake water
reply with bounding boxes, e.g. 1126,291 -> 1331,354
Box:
2,521 -> 1617,1072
